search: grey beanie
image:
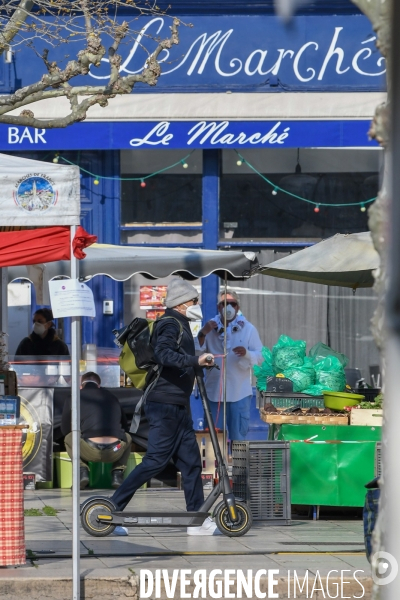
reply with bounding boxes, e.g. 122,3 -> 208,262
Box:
165,278 -> 198,308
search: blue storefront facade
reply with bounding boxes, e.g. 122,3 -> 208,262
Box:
4,0 -> 385,354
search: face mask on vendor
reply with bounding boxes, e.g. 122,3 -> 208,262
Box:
219,298 -> 239,322
32,319 -> 51,336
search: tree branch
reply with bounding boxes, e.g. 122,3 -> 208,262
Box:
0,8 -> 180,127
0,0 -> 34,54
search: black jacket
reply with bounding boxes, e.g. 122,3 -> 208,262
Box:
15,329 -> 69,356
61,382 -> 129,440
147,308 -> 199,406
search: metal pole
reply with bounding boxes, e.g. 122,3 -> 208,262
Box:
0,267 -> 8,359
384,2 -> 400,597
70,225 -> 81,600
222,274 -> 227,460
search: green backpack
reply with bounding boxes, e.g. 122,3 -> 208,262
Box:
113,316 -> 183,390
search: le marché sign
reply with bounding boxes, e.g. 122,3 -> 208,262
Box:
10,14 -> 385,94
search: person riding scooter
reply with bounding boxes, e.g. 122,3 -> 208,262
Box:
110,278 -> 219,536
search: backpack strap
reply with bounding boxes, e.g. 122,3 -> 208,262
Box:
129,316 -> 185,434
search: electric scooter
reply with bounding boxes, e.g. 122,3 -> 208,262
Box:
80,360 -> 253,538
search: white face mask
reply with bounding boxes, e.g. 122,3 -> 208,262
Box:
222,304 -> 237,321
184,304 -> 203,321
33,322 -> 47,336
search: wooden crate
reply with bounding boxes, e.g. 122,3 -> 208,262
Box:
260,408 -> 349,426
350,409 -> 383,426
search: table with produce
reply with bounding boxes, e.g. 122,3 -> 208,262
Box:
253,336 -> 382,508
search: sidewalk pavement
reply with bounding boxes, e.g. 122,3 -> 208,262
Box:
0,488 -> 372,599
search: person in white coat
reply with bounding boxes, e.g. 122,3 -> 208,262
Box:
196,290 -> 263,440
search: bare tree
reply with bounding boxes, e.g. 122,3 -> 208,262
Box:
0,0 -> 180,128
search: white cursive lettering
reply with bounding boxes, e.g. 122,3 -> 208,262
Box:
244,50 -> 269,76
293,42 -> 319,82
318,27 -> 350,80
352,37 -> 386,76
129,122 -> 173,147
186,121 -> 291,146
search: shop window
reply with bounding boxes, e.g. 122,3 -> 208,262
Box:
220,149 -> 381,242
120,150 -> 202,245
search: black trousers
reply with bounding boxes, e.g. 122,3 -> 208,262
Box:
111,402 -> 204,512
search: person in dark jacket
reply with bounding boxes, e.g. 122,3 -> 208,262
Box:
110,278 -> 219,536
15,308 -> 69,356
61,371 -> 132,489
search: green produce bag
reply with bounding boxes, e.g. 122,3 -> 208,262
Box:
272,335 -> 306,371
254,347 -> 274,391
314,356 -> 346,391
283,357 -> 316,392
309,342 -> 349,368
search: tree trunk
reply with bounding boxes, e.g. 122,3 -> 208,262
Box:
351,2 -> 391,597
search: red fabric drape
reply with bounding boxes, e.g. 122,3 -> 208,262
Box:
0,226 -> 97,267
72,225 -> 98,259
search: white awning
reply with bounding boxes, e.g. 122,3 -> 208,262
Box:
6,92 -> 386,122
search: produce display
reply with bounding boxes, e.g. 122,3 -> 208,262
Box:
254,337 -> 349,396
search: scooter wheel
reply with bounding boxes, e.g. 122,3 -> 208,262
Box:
81,498 -> 116,537
214,500 -> 253,537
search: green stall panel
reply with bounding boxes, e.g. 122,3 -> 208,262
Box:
277,425 -> 381,506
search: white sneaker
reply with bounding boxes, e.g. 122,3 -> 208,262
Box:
187,517 -> 221,536
114,526 -> 128,536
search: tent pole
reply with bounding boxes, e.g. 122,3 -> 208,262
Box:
0,268 -> 8,360
222,274 -> 227,460
70,225 -> 81,600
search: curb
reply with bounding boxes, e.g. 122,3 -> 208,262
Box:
0,575 -> 373,600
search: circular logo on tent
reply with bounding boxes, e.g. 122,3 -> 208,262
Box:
19,396 -> 43,468
14,175 -> 57,213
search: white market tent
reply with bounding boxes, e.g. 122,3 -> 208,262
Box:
9,244 -> 258,304
0,152 -> 83,599
259,231 -> 380,290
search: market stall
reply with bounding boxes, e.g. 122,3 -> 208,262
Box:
253,328 -> 382,510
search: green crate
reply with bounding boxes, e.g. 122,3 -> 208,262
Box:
301,397 -> 324,408
261,393 -> 324,409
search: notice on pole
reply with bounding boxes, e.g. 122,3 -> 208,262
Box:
49,279 -> 96,318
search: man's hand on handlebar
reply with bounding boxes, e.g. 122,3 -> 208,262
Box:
198,353 -> 215,367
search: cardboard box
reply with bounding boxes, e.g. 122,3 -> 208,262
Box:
0,395 -> 20,425
177,472 -> 215,490
23,473 -> 36,490
195,431 -> 227,473
350,409 -> 383,426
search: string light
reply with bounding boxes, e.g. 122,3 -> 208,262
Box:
235,151 -> 377,210
52,154 -> 59,164
57,152 -> 194,185
236,159 -> 243,166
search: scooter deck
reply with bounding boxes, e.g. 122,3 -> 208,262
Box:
98,511 -> 210,527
